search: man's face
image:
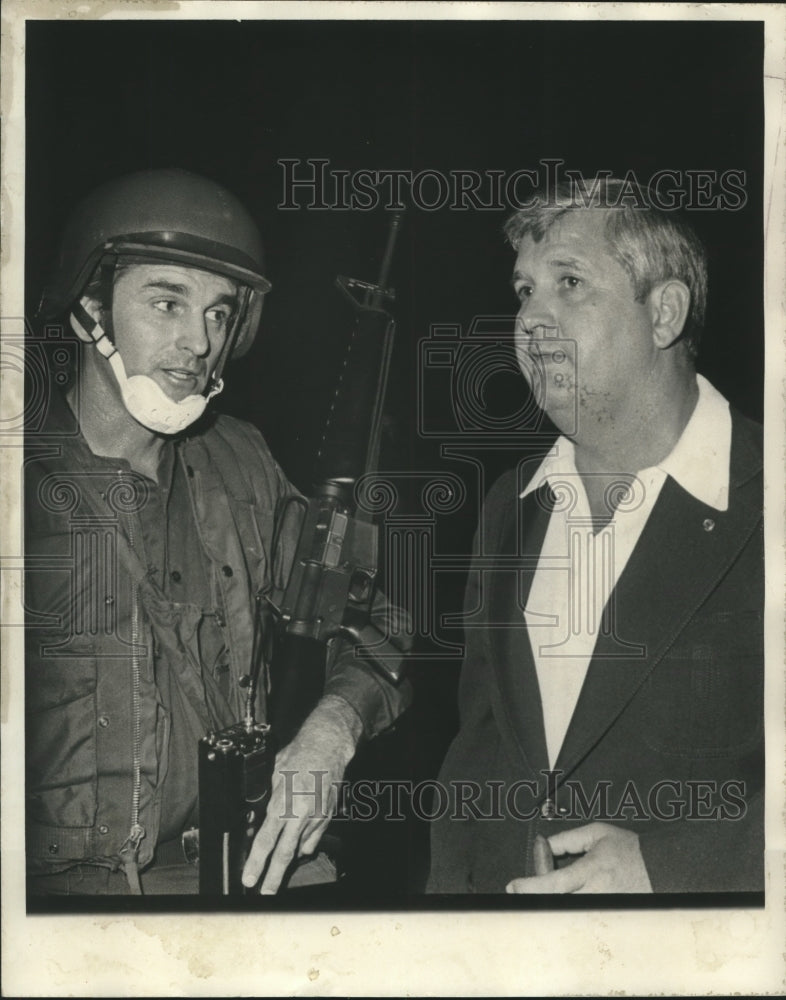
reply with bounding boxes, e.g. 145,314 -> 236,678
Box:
512,210 -> 657,439
108,263 -> 238,402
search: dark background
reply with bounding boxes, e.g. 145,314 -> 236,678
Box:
25,18 -> 765,896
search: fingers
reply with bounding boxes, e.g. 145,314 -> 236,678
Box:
546,822 -> 609,857
238,703 -> 355,894
259,827 -> 301,894
507,824 -> 652,893
514,824 -> 652,893
533,833 -> 554,875
242,817 -> 284,889
243,810 -> 309,894
241,771 -> 335,892
300,818 -> 330,856
507,862 -> 587,894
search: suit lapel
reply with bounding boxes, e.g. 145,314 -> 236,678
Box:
488,485 -> 553,779
555,420 -> 762,776
484,412 -> 761,784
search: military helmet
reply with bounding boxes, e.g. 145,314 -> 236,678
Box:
38,168 -> 271,358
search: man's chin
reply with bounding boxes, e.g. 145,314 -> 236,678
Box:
521,372 -> 574,416
538,385 -> 578,434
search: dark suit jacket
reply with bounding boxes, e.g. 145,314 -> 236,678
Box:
428,410 -> 764,893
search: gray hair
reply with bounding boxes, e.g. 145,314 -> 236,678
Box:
503,178 -> 708,357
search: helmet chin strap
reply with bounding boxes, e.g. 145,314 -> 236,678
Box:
70,299 -> 224,435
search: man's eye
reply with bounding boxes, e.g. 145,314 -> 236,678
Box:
515,285 -> 533,302
207,308 -> 232,325
152,299 -> 178,313
560,275 -> 581,289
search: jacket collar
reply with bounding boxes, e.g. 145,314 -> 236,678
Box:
489,410 -> 762,781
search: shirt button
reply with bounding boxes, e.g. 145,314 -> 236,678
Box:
48,843 -> 59,855
170,570 -> 182,583
703,518 -> 715,532
98,825 -> 109,835
98,716 -> 110,728
540,798 -> 556,820
222,565 -> 233,578
104,595 -> 114,606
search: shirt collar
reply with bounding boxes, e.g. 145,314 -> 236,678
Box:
656,373 -> 731,512
520,437 -> 578,499
520,375 -> 731,512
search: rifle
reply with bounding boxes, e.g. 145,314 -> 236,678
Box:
198,211 -> 405,894
267,209 -> 406,745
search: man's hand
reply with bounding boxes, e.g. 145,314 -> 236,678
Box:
506,822 -> 653,894
241,694 -> 362,894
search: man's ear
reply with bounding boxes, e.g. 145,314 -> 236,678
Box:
648,280 -> 691,349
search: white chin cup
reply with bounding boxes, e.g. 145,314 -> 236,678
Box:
106,346 -> 223,435
69,309 -> 223,435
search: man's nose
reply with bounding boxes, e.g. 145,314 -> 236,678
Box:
515,310 -> 559,340
515,290 -> 558,339
176,312 -> 210,356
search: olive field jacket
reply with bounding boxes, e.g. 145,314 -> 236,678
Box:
25,392 -> 410,875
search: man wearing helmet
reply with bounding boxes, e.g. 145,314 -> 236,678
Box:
25,169 -> 410,895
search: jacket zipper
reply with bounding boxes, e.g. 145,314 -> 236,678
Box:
117,471 -> 146,892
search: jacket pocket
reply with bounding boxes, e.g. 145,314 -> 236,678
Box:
640,610 -> 763,758
26,686 -> 98,828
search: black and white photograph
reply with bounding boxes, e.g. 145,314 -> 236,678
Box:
2,1 -> 785,995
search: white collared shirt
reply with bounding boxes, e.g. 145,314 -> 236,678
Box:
520,374 -> 731,767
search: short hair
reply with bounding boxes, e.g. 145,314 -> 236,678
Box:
503,178 -> 708,357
